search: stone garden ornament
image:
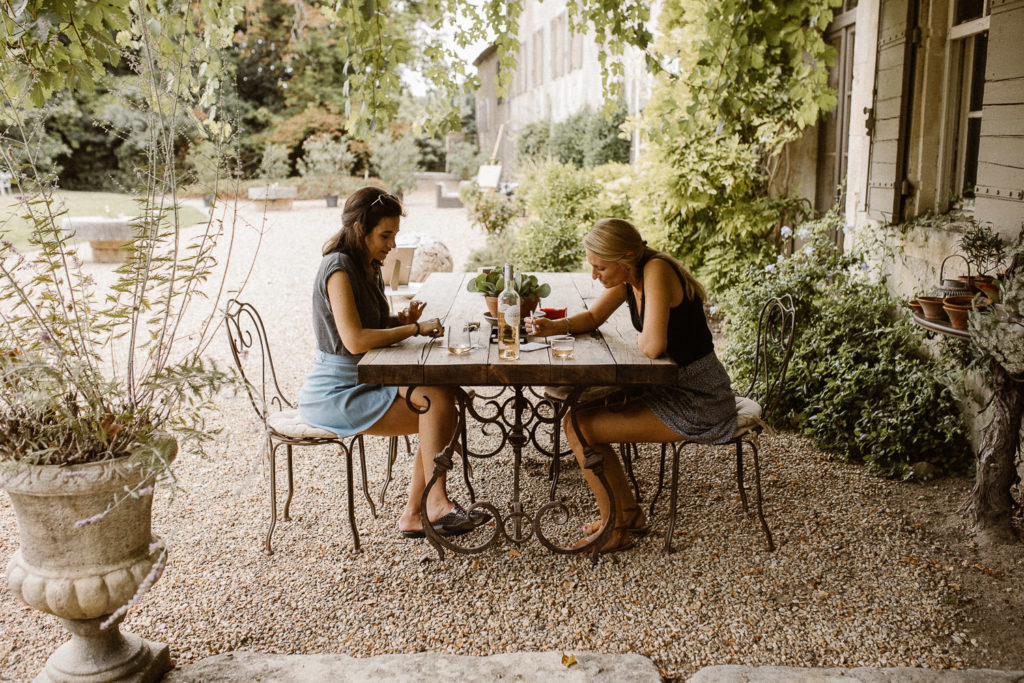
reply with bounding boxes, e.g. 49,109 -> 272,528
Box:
0,102 -> 248,683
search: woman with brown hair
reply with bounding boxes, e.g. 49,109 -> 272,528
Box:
299,186 -> 478,538
526,218 -> 737,552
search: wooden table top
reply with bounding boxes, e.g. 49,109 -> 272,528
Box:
358,272 -> 679,387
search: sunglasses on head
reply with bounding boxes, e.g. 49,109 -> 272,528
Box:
370,192 -> 399,208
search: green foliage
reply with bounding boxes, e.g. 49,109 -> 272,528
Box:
957,218 -> 1007,277
0,1 -> 245,469
512,272 -> 551,300
186,141 -> 226,196
465,185 -> 522,235
371,133 -> 419,197
259,143 -> 291,180
516,121 -> 550,164
521,105 -> 631,170
514,162 -> 602,272
970,239 -> 1024,375
719,213 -> 972,478
636,0 -> 839,296
447,140 -> 484,181
466,270 -> 504,296
296,135 -> 352,196
465,230 -> 519,273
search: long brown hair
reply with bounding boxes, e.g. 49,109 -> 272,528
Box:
583,218 -> 706,302
322,187 -> 405,272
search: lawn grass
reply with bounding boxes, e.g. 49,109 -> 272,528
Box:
0,191 -> 207,250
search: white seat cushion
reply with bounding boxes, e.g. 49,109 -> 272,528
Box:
734,396 -> 763,434
267,408 -> 338,439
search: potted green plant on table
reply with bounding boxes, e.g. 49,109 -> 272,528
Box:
297,134 -> 353,207
466,269 -> 550,318
0,4 -> 244,681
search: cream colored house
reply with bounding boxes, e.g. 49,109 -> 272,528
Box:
798,0 -> 1024,292
473,0 -> 652,179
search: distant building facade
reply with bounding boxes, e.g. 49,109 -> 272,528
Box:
473,0 -> 652,178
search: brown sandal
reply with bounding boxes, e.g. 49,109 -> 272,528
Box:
581,508 -> 649,537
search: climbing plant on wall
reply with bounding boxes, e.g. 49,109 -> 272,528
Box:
637,0 -> 841,295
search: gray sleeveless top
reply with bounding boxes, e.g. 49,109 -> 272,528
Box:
312,252 -> 390,356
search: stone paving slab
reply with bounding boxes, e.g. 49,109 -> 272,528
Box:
163,650 -> 663,682
689,665 -> 1024,682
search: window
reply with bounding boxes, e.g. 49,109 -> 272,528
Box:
945,0 -> 989,200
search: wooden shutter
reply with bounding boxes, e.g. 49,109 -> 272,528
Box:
866,0 -> 915,223
973,0 -> 1024,228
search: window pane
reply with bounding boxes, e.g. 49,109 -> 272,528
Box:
955,0 -> 984,25
963,117 -> 982,197
969,32 -> 988,112
846,0 -> 858,9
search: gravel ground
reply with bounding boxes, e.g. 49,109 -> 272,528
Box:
1,184 -> 1021,681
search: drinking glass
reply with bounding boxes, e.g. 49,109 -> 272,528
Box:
551,334 -> 574,359
448,324 -> 473,355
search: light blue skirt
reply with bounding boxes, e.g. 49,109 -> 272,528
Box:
298,350 -> 398,438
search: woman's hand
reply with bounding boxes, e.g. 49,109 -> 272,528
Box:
525,316 -> 561,337
418,317 -> 444,338
397,300 -> 427,325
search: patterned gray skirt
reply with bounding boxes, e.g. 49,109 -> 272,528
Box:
639,351 -> 738,445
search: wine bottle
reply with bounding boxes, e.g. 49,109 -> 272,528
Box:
497,263 -> 521,360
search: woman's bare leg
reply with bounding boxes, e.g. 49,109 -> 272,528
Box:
564,400 -> 681,549
364,386 -> 458,532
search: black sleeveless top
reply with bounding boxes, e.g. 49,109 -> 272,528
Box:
625,255 -> 713,368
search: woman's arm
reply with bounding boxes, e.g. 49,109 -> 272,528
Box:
636,258 -> 682,359
526,285 -> 627,337
327,271 -> 437,354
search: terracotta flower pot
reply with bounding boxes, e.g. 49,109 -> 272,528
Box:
917,296 -> 947,321
942,295 -> 991,330
485,296 -> 498,318
908,299 -> 924,315
977,281 -> 1000,302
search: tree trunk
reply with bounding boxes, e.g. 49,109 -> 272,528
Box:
969,361 -> 1024,544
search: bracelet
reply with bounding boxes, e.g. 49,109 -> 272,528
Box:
414,322 -> 421,336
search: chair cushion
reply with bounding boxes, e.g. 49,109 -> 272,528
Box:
267,408 -> 338,439
734,395 -> 763,434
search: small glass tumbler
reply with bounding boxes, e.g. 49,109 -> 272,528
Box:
551,334 -> 575,360
448,324 -> 473,355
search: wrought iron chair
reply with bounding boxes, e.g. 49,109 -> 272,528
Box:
224,299 -> 402,554
647,294 -> 797,552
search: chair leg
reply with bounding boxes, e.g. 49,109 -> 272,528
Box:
736,440 -> 749,513
749,439 -> 775,551
379,436 -> 398,508
621,443 -> 642,503
649,443 -> 668,517
403,435 -> 413,458
663,442 -> 684,553
343,444 -> 361,552
356,435 -> 377,519
458,409 -> 475,503
265,441 -> 279,555
283,444 -> 295,521
548,406 -> 563,500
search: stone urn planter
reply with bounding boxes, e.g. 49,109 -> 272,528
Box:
325,194 -> 339,207
4,438 -> 176,682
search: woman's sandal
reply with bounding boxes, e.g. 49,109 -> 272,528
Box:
573,533 -> 637,555
582,509 -> 650,537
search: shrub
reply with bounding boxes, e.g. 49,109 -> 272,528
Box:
465,230 -> 519,272
185,140 -> 226,196
719,212 -> 972,478
259,142 -> 291,180
371,132 -> 419,197
516,121 -> 550,164
514,162 -> 601,271
447,139 -> 485,181
548,111 -> 589,168
464,183 -> 521,235
296,134 -> 352,196
583,104 -> 631,167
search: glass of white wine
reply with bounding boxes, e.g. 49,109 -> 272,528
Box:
551,334 -> 574,360
448,324 -> 473,356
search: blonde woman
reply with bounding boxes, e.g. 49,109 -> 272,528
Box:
298,187 -> 480,539
526,218 -> 737,552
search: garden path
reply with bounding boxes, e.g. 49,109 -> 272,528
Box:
0,181 -> 1021,681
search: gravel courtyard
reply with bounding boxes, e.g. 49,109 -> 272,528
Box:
1,183 -> 1021,681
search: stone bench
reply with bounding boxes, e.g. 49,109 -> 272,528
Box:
436,182 -> 463,208
247,185 -> 298,211
62,216 -> 135,263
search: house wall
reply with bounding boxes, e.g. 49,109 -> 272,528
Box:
474,0 -> 654,179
